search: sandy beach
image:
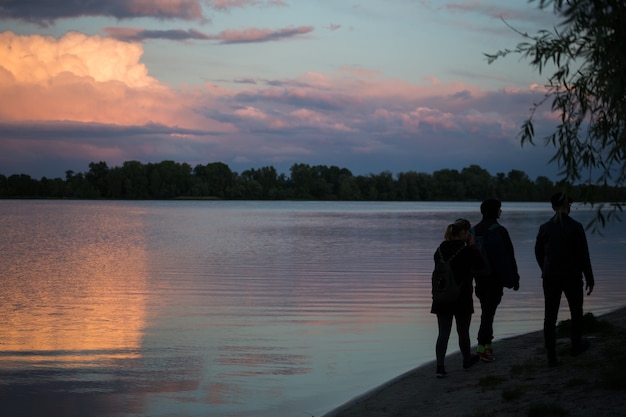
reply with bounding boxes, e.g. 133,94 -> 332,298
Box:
322,306 -> 626,417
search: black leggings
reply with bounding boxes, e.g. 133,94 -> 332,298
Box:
436,312 -> 472,366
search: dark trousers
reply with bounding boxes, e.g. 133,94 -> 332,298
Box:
477,285 -> 503,345
543,278 -> 584,357
436,313 -> 472,366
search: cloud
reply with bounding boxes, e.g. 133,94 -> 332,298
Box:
103,25 -> 315,43
0,0 -> 206,25
0,31 -> 557,180
446,2 -> 519,20
340,66 -> 381,78
0,120 -> 223,177
103,27 -> 215,42
208,0 -> 287,11
0,0 -> 288,25
0,31 -> 156,88
0,31 -> 230,130
444,1 -> 558,27
217,26 -> 315,44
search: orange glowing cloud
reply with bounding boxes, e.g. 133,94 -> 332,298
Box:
0,31 -> 155,87
0,31 -> 232,131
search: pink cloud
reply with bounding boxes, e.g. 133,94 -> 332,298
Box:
218,26 -> 314,43
0,31 -> 527,138
0,31 -> 557,180
403,107 -> 459,132
103,25 -> 314,43
339,66 -> 381,79
209,0 -> 287,11
0,31 -> 232,132
446,2 -> 531,21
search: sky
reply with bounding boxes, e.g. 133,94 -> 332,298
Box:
0,0 -> 565,181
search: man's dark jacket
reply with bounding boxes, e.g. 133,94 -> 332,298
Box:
535,212 -> 594,285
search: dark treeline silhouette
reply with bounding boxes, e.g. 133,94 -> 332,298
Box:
1,161 -> 625,202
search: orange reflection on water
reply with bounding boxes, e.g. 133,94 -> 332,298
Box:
1,209 -> 148,367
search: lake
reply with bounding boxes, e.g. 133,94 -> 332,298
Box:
1,200 -> 624,417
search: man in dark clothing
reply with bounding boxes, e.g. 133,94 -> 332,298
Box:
535,192 -> 595,367
471,199 -> 520,362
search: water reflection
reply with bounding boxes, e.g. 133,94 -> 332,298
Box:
0,201 -> 147,365
1,200 -> 625,417
0,201 -> 202,417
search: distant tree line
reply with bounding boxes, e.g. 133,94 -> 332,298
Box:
1,160 -> 624,202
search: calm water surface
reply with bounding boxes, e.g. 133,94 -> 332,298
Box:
1,200 -> 625,417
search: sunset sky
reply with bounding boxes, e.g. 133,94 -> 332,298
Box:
0,0 -> 564,180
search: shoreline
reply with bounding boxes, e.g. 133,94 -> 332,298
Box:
321,305 -> 626,417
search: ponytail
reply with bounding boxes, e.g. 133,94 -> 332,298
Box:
444,218 -> 471,240
444,224 -> 455,240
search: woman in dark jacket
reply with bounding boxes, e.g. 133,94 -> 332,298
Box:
431,218 -> 484,378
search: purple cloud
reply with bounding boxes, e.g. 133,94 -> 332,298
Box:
209,0 -> 287,11
103,27 -> 214,42
103,25 -> 314,43
0,0 -> 206,25
217,26 -> 314,44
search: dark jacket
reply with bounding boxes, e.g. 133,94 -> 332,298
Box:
472,218 -> 520,290
430,240 -> 484,315
535,212 -> 594,285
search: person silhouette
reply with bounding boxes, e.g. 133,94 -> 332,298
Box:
535,192 -> 595,367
